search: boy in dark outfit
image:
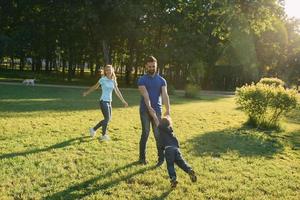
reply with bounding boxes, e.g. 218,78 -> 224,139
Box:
153,116 -> 197,188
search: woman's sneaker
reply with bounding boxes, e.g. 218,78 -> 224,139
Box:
89,128 -> 96,137
100,134 -> 110,141
188,170 -> 197,182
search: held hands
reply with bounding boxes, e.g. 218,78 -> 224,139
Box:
164,110 -> 170,117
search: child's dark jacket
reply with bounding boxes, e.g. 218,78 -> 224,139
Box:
158,124 -> 179,149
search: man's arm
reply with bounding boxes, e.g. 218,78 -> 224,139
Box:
138,85 -> 156,116
161,85 -> 170,116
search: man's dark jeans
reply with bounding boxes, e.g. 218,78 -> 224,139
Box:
165,146 -> 192,180
139,110 -> 164,162
94,100 -> 111,136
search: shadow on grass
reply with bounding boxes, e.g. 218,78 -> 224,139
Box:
44,161 -> 157,200
147,189 -> 173,200
0,136 -> 90,160
236,103 -> 300,126
285,105 -> 300,125
286,131 -> 300,150
186,127 -> 284,158
0,85 -> 141,115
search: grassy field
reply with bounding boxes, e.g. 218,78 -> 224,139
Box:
0,69 -> 135,88
0,84 -> 299,200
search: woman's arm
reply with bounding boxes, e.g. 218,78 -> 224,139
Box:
83,82 -> 100,96
114,83 -> 128,107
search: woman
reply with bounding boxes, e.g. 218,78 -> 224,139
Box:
83,65 -> 128,141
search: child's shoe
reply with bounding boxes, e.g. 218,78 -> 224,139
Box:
170,178 -> 178,189
188,170 -> 197,182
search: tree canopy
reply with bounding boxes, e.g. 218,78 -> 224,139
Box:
1,0 -> 299,89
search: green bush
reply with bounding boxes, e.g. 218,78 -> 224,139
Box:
185,84 -> 200,98
236,82 -> 297,129
259,77 -> 285,87
167,84 -> 175,95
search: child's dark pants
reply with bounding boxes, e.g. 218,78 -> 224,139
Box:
165,146 -> 192,180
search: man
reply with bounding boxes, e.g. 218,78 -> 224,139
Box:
138,55 -> 171,166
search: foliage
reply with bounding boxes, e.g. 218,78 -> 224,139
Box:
167,83 -> 175,95
185,83 -> 200,98
285,18 -> 300,85
1,0 -> 297,89
236,81 -> 298,129
187,60 -> 206,86
258,77 -> 285,87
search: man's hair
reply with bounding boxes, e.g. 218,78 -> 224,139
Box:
146,56 -> 157,63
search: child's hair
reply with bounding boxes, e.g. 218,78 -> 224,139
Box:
160,116 -> 172,127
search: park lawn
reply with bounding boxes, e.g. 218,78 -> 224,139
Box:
0,84 -> 299,200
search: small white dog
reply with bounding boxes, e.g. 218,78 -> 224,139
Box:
22,79 -> 35,86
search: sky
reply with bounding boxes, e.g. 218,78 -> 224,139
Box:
285,0 -> 300,19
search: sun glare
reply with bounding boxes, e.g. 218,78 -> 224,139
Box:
285,0 -> 300,19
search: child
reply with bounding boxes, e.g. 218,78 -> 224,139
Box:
153,115 -> 197,188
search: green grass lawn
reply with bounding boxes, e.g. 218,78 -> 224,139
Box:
0,85 -> 299,200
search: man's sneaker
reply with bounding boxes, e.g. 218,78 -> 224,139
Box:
89,128 -> 96,137
170,178 -> 178,189
188,170 -> 197,182
100,134 -> 110,141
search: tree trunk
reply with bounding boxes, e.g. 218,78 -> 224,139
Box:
102,40 -> 111,65
36,58 -> 42,72
20,57 -> 24,71
31,57 -> 35,71
10,56 -> 14,69
134,50 -> 141,81
45,59 -> 49,72
89,60 -> 94,76
62,60 -> 66,80
80,61 -> 84,77
67,60 -> 73,82
125,40 -> 135,85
